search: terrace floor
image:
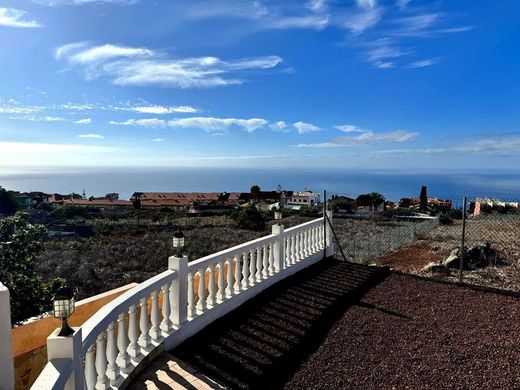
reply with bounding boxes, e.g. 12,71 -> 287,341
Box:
129,258 -> 520,389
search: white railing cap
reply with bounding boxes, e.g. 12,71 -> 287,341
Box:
81,269 -> 177,350
284,217 -> 323,233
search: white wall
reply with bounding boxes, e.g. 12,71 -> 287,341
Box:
0,282 -> 14,390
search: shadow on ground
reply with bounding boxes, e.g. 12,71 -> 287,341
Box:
171,258 -> 389,389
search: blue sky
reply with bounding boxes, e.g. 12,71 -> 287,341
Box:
1,0 -> 520,171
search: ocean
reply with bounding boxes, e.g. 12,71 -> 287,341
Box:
1,167 -> 520,202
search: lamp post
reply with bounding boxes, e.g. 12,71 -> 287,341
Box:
274,210 -> 282,225
172,228 -> 185,257
53,286 -> 76,337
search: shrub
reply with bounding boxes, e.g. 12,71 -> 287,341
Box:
231,205 -> 266,231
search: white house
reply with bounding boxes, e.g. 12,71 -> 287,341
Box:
282,190 -> 320,210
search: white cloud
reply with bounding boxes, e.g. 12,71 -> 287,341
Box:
341,0 -> 382,35
109,118 -> 166,128
0,8 -> 41,28
366,39 -> 408,67
56,42 -> 283,88
167,117 -> 269,133
0,104 -> 43,114
268,15 -> 329,30
297,129 -> 418,147
294,121 -> 321,134
335,124 -> 368,133
270,121 -> 289,132
74,118 -> 92,124
396,0 -> 411,10
78,133 -> 104,139
390,14 -> 473,38
55,42 -> 89,60
408,58 -> 440,68
307,0 -> 327,13
152,138 -> 165,142
9,115 -> 66,122
131,105 -> 198,114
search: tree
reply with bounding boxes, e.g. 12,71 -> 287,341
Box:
0,187 -> 18,215
250,185 -> 261,202
231,205 -> 266,231
0,212 -> 60,323
419,186 -> 428,211
356,192 -> 385,211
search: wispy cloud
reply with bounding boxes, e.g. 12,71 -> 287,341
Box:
152,138 -> 165,142
389,14 -> 473,38
130,105 -> 198,114
0,8 -> 41,28
341,0 -> 383,36
78,133 -> 104,139
270,121 -> 289,132
408,58 -> 440,68
335,124 -> 369,133
109,116 -> 269,133
74,118 -> 92,124
297,129 -> 418,147
109,118 -> 166,128
9,115 -> 66,122
167,117 -> 268,133
55,42 -> 283,88
294,121 -> 321,134
396,0 -> 411,11
365,38 -> 409,69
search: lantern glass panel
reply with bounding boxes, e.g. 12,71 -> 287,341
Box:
172,236 -> 184,248
53,298 -> 75,318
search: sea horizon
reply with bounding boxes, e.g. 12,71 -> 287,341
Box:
1,166 -> 520,202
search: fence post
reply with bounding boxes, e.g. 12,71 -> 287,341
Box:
0,282 -> 14,390
46,327 -> 84,390
325,210 -> 335,257
272,224 -> 285,272
168,255 -> 188,327
323,190 -> 327,258
459,196 -> 467,283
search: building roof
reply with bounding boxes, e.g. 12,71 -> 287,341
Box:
62,199 -> 132,207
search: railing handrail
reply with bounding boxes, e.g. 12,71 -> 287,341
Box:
81,269 -> 177,351
188,233 -> 278,269
284,217 -> 323,233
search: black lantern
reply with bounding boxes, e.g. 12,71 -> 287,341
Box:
172,228 -> 185,256
53,286 -> 75,336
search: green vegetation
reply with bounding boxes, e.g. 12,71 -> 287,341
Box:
0,187 -> 18,215
231,205 -> 266,231
0,212 -> 64,323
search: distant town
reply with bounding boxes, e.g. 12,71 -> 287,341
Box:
3,186 -> 518,218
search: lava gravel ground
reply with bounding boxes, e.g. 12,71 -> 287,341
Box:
172,259 -> 520,389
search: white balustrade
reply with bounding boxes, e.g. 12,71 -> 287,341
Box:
33,216 -> 332,390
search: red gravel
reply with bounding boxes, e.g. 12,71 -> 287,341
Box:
172,259 -> 520,389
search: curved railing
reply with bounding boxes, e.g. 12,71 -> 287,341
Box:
32,215 -> 333,390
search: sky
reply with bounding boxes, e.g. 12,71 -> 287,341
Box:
1,0 -> 520,172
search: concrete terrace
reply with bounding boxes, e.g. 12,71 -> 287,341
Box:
130,259 -> 520,389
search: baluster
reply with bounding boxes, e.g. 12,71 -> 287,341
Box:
300,231 -> 305,259
268,242 -> 275,275
219,259 -> 227,301
304,229 -> 309,257
138,297 -> 151,350
291,234 -> 297,263
234,255 -> 241,293
127,304 -> 140,361
160,284 -> 172,333
197,267 -> 207,312
226,257 -> 234,297
313,226 -> 318,252
242,251 -> 249,288
95,332 -> 108,389
149,290 -> 161,341
256,246 -> 262,281
262,243 -> 269,278
285,237 -> 291,266
106,321 -> 120,385
85,344 -> 96,390
249,248 -> 256,285
188,272 -> 196,317
116,312 -> 130,373
168,278 -> 176,325
207,264 -> 216,306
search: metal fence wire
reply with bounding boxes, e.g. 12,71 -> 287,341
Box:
329,193 -> 520,291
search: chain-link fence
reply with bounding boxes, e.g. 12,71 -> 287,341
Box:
329,193 -> 520,291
